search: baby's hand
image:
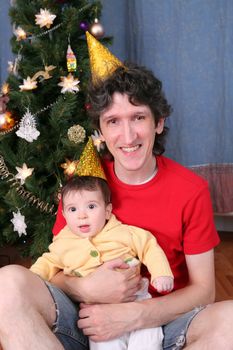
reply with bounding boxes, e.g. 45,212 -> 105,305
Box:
152,276 -> 174,293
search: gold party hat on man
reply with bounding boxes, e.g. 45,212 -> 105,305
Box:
86,31 -> 124,84
75,136 -> 106,180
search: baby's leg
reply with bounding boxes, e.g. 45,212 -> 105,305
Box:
128,277 -> 163,349
89,333 -> 128,350
128,327 -> 163,350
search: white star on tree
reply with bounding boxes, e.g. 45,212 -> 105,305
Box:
11,210 -> 27,237
15,163 -> 34,185
58,73 -> 80,94
35,8 -> 56,29
19,76 -> 38,91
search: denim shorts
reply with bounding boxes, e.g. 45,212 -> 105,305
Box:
45,282 -> 205,350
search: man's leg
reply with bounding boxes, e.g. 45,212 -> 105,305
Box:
185,300 -> 233,349
0,265 -> 64,350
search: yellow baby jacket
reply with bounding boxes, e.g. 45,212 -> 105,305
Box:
30,214 -> 173,282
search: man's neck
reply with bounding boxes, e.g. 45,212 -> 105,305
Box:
114,158 -> 157,185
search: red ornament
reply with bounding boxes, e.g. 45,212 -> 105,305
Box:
85,103 -> 91,111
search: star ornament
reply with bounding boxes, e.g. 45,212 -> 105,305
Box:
35,8 -> 56,29
61,159 -> 79,176
58,73 -> 80,94
15,163 -> 34,185
11,210 -> 27,237
19,77 -> 38,91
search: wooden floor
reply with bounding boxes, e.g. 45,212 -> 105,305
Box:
215,231 -> 233,301
0,231 -> 233,301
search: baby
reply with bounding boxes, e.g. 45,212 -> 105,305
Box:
31,176 -> 174,350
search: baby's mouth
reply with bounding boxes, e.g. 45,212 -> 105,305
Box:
79,225 -> 90,233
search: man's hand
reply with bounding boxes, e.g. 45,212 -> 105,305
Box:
51,258 -> 141,304
78,301 -> 143,342
77,251 -> 217,343
80,258 -> 141,304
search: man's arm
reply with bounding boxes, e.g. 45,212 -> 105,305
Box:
77,250 -> 215,342
50,257 -> 142,304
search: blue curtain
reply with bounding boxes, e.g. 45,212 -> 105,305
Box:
0,0 -> 13,84
101,0 -> 233,213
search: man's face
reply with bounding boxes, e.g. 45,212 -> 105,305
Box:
99,92 -> 164,182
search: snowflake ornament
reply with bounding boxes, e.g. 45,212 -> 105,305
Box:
16,109 -> 40,142
35,8 -> 56,29
15,163 -> 34,185
19,76 -> 38,91
11,210 -> 27,237
58,73 -> 80,94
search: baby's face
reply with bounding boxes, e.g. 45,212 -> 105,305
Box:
62,189 -> 112,238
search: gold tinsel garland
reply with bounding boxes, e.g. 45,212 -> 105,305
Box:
0,154 -> 55,214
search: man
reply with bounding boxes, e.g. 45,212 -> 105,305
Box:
0,34 -> 232,350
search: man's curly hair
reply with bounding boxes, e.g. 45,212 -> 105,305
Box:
87,63 -> 172,156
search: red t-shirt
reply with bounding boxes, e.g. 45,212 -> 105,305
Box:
53,155 -> 220,297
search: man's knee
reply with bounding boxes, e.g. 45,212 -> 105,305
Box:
0,264 -> 28,294
186,301 -> 233,348
0,265 -> 41,309
0,265 -> 56,326
216,301 -> 233,339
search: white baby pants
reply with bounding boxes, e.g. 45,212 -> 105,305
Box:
90,278 -> 163,350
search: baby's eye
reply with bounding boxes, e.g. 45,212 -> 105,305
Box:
88,204 -> 96,209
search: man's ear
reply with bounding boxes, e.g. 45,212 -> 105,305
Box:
106,203 -> 112,220
155,118 -> 165,135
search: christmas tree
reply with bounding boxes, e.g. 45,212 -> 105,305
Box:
0,0 -> 108,259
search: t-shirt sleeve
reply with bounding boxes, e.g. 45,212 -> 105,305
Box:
52,199 -> 66,235
183,185 -> 220,254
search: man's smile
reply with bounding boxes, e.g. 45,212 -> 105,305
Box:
121,145 -> 141,153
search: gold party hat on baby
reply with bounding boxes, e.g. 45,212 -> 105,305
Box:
75,136 -> 106,180
86,31 -> 124,84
